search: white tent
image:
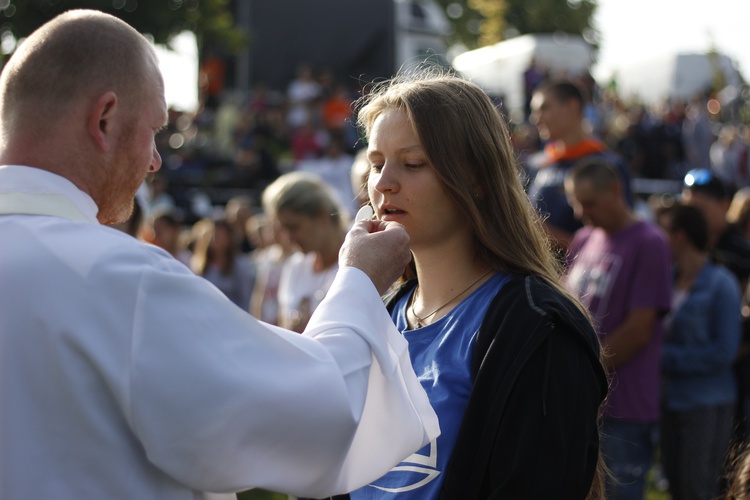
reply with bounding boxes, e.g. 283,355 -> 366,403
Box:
452,33 -> 594,119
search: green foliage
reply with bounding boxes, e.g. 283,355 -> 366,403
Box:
0,0 -> 246,53
433,0 -> 485,50
504,0 -> 597,38
434,0 -> 598,49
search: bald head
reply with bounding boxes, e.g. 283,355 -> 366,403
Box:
566,159 -> 621,194
565,159 -> 633,233
0,10 -> 167,226
0,10 -> 156,138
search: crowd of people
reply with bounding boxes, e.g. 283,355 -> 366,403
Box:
129,52 -> 750,500
6,7 -> 750,500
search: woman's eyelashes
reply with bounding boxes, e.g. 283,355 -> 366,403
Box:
369,160 -> 426,173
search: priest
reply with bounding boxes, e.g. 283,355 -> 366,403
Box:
0,10 -> 439,500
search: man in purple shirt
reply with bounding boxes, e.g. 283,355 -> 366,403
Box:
564,158 -> 672,500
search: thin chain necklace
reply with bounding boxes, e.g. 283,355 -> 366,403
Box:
410,270 -> 492,328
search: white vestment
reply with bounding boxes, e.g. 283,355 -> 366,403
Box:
0,165 -> 439,499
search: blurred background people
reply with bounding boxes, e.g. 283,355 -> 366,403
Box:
248,213 -> 296,325
682,169 -> 750,439
528,80 -> 632,253
683,169 -> 750,292
349,148 -> 371,211
296,136 -> 357,219
151,210 -> 192,266
225,195 -> 257,254
262,172 -> 348,332
727,187 -> 750,242
564,158 -> 672,500
191,218 -> 256,309
656,202 -> 742,500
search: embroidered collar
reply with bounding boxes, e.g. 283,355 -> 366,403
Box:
0,165 -> 99,222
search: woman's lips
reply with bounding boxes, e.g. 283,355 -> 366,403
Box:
379,207 -> 406,221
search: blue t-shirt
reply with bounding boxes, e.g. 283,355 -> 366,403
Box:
350,273 -> 509,499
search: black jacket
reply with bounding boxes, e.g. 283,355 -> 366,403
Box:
386,274 -> 607,499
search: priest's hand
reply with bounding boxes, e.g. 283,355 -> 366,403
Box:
340,220 -> 410,295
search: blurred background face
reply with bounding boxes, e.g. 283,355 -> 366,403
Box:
275,209 -> 324,254
271,219 -> 295,252
681,190 -> 726,238
209,224 -> 233,253
530,91 -> 573,142
656,213 -> 680,259
153,218 -> 179,250
566,179 -> 612,229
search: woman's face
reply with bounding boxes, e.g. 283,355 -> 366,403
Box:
366,108 -> 466,250
275,209 -> 324,254
656,213 -> 680,260
209,224 -> 234,254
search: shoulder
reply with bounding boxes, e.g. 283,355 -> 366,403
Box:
73,224 -> 179,269
484,275 -> 597,348
631,220 -> 669,246
598,150 -> 628,167
569,226 -> 596,249
704,262 -> 741,292
281,251 -> 309,271
473,274 -> 604,386
38,223 -> 194,292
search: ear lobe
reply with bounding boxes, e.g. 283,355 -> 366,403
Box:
87,91 -> 118,152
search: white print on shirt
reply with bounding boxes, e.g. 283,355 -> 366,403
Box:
567,252 -> 622,319
371,440 -> 440,493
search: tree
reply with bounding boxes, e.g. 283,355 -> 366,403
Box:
502,0 -> 597,41
0,0 -> 245,53
435,0 -> 598,50
468,0 -> 507,48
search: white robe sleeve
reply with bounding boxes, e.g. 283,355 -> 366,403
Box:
301,267 -> 440,494
127,263 -> 439,497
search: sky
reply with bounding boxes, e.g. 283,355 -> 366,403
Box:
155,31 -> 199,112
592,0 -> 749,80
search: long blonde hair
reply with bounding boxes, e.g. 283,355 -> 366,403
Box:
262,171 -> 346,228
357,72 -> 580,307
357,70 -> 606,499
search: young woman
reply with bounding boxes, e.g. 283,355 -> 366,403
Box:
190,217 -> 255,309
348,72 -> 608,499
262,171 -> 348,332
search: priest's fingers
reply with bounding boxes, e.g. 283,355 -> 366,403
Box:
340,220 -> 410,295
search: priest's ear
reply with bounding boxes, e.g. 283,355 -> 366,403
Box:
87,91 -> 118,152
